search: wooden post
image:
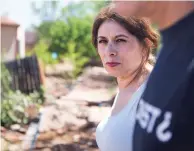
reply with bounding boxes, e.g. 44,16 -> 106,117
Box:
38,58 -> 45,87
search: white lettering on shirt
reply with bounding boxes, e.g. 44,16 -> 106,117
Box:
156,111 -> 172,142
136,99 -> 172,142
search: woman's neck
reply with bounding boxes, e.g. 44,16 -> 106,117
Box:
117,67 -> 150,91
117,74 -> 136,90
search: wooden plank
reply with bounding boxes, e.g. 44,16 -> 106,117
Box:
32,55 -> 41,90
17,59 -> 23,92
21,58 -> 27,93
30,56 -> 37,91
3,55 -> 42,94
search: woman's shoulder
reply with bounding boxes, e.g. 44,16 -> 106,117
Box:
134,82 -> 146,98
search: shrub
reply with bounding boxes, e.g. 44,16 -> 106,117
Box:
1,90 -> 44,127
1,63 -> 45,127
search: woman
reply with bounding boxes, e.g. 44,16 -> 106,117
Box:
91,7 -> 159,151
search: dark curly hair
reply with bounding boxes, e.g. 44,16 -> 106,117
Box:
92,6 -> 160,84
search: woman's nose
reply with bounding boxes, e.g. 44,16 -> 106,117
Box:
106,43 -> 117,56
110,51 -> 117,56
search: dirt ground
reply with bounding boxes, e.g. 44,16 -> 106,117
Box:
1,66 -> 117,151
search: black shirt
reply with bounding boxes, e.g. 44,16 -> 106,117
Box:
133,11 -> 194,151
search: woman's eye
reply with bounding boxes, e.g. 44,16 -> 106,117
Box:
116,39 -> 126,43
98,40 -> 107,44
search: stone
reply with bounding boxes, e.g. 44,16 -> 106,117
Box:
38,105 -> 87,133
37,131 -> 57,141
51,144 -> 81,151
87,140 -> 98,148
8,144 -> 22,151
45,62 -> 74,77
4,131 -> 24,143
51,137 -> 68,146
35,141 -> 51,149
73,134 -> 81,143
62,134 -> 73,143
64,86 -> 117,103
1,126 -> 7,133
88,106 -> 111,123
18,127 -> 27,133
41,148 -> 52,151
56,127 -> 68,135
1,138 -> 9,151
78,122 -> 96,131
82,66 -> 112,81
24,104 -> 39,119
10,124 -> 21,131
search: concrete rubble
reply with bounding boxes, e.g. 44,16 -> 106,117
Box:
1,66 -> 117,151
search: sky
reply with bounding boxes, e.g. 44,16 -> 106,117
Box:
0,0 -> 78,30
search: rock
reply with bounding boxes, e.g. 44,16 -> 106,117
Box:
64,86 -> 117,103
51,144 -> 81,151
73,134 -> 81,143
44,94 -> 56,105
79,137 -> 88,145
87,127 -> 96,134
52,89 -> 69,99
4,131 -> 24,143
82,66 -> 113,82
87,140 -> 98,148
10,124 -> 21,131
62,134 -> 73,143
35,141 -> 51,149
56,127 -> 68,135
78,122 -> 96,131
38,105 -> 87,133
88,106 -> 111,123
44,76 -> 69,102
56,97 -> 89,106
10,124 -> 27,134
40,148 -> 52,151
55,99 -> 88,119
45,62 -> 74,77
38,106 -> 64,132
37,131 -> 57,141
18,127 -> 27,133
1,126 -> 7,133
78,66 -> 117,89
1,138 -> 9,151
24,104 -> 39,119
51,137 -> 68,146
8,144 -> 22,151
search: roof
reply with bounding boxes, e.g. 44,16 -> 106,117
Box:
25,31 -> 38,45
1,16 -> 20,27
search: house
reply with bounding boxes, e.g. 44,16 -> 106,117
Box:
1,16 -> 20,61
25,31 -> 38,51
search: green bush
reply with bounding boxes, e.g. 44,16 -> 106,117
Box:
29,1 -> 109,77
1,63 -> 12,98
27,40 -> 59,65
1,63 -> 45,127
1,90 -> 44,127
64,41 -> 90,77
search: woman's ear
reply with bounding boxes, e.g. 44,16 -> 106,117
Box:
148,53 -> 156,65
141,47 -> 148,63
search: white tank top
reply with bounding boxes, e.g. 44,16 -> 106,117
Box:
96,83 -> 146,151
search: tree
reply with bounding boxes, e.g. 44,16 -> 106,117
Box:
31,1 -> 60,21
31,0 -> 108,76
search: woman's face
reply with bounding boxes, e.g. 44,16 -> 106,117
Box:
97,20 -> 144,78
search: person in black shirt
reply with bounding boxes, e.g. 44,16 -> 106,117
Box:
111,1 -> 194,151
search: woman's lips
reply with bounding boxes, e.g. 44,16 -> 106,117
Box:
106,62 -> 121,67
